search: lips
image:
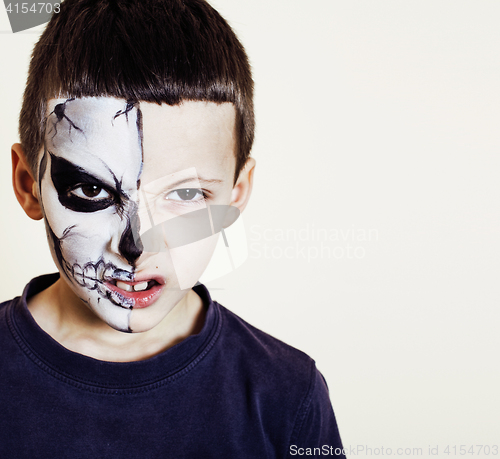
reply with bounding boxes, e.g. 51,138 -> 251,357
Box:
104,277 -> 164,309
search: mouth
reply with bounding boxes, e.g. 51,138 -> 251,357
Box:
104,277 -> 164,309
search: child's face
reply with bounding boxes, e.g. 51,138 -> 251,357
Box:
38,97 -> 239,332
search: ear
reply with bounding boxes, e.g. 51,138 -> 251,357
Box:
12,143 -> 43,220
230,157 -> 256,213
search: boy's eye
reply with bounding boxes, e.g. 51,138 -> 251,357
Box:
70,185 -> 111,200
166,188 -> 205,202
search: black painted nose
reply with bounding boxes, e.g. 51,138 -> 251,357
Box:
119,211 -> 143,265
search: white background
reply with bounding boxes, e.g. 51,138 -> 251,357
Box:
1,1 -> 499,456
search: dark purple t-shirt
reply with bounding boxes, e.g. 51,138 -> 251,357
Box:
0,274 -> 345,458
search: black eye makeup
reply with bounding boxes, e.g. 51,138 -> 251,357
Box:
49,153 -> 119,213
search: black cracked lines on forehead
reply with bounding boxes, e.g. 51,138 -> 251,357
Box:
47,98 -> 83,140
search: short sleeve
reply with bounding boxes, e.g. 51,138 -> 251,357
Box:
288,366 -> 346,458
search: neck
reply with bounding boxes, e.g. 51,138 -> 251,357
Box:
27,278 -> 206,362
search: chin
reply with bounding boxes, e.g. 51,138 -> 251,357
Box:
126,304 -> 177,334
88,299 -> 133,333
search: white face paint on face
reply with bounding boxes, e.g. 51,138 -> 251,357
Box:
39,97 -> 237,333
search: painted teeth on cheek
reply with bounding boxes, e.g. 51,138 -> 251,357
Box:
116,280 -> 133,292
73,266 -> 85,286
83,264 -> 98,289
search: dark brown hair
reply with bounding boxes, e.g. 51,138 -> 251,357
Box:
19,0 -> 254,181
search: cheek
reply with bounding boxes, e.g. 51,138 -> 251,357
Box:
169,234 -> 219,289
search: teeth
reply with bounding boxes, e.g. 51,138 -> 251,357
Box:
84,264 -> 97,280
116,280 -> 133,292
133,281 -> 149,292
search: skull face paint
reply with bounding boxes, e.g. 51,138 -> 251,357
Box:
40,97 -> 145,331
38,97 -> 238,333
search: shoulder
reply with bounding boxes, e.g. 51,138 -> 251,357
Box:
212,302 -> 322,422
0,298 -> 15,323
0,297 -> 14,310
210,302 -> 345,452
215,302 -> 316,387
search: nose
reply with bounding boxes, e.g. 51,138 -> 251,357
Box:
119,205 -> 144,265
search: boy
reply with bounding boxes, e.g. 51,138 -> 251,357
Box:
1,0 -> 345,457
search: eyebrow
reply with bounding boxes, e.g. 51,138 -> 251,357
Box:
167,177 -> 224,188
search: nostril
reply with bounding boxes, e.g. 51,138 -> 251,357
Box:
119,216 -> 143,265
